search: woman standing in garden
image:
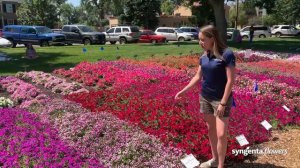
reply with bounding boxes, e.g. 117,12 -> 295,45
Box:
175,25 -> 236,168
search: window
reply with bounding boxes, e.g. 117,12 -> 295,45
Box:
181,28 -> 189,32
21,27 -> 29,34
115,28 -> 121,33
255,26 -> 268,31
281,26 -> 290,29
6,4 -> 13,13
28,28 -> 36,34
107,28 -> 115,33
243,27 -> 250,31
62,26 -> 70,32
4,27 -> 19,33
123,28 -> 129,32
168,29 -> 175,33
71,27 -> 79,32
191,29 -> 198,32
156,29 -> 163,32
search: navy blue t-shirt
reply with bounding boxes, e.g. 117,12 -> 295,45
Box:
199,48 -> 235,100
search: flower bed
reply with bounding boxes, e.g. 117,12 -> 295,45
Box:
16,71 -> 89,95
55,61 -> 300,161
0,76 -> 49,108
0,77 -> 184,167
0,108 -> 102,167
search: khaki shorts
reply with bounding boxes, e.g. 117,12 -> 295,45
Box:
200,95 -> 233,117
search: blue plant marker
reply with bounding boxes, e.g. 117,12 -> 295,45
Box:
82,48 -> 87,53
100,47 -> 104,51
254,81 -> 258,92
117,46 -> 119,50
232,97 -> 236,107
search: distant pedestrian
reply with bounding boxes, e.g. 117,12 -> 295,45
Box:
249,25 -> 254,44
25,43 -> 37,59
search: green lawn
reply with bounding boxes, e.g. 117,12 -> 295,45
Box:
0,37 -> 299,76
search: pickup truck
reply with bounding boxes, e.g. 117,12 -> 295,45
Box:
2,25 -> 66,47
60,25 -> 106,45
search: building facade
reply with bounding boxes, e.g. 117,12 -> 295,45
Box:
0,0 -> 22,29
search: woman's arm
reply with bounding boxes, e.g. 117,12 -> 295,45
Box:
175,65 -> 202,99
220,66 -> 235,104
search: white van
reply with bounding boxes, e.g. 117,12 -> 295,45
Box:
240,25 -> 271,39
154,27 -> 193,41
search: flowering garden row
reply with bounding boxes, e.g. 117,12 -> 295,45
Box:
53,60 -> 300,161
0,77 -> 184,167
16,71 -> 89,95
0,108 -> 103,167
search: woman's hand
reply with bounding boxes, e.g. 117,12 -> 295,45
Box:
175,91 -> 184,100
216,104 -> 226,117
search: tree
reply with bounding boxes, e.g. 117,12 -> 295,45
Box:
17,0 -> 66,28
273,0 -> 300,25
123,0 -> 161,30
59,3 -> 81,25
262,15 -> 278,26
161,0 -> 175,15
229,3 -> 248,28
190,1 -> 215,27
80,0 -> 109,26
245,0 -> 300,25
176,0 -> 227,43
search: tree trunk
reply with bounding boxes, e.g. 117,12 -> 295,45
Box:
209,0 -> 227,44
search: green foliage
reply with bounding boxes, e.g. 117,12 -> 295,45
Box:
161,0 -> 175,15
229,3 -> 248,28
123,0 -> 161,29
273,0 -> 300,24
262,15 -> 278,26
80,0 -> 109,26
190,1 -> 215,27
17,0 -> 66,28
244,0 -> 275,14
59,3 -> 81,25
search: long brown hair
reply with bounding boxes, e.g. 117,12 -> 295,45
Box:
200,25 -> 227,59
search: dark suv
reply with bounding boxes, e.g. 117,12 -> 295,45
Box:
61,25 -> 106,45
2,25 -> 66,47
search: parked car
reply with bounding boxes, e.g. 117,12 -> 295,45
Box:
0,37 -> 12,47
2,25 -> 66,47
271,25 -> 300,37
179,27 -> 199,39
138,30 -> 166,44
61,25 -> 106,45
105,26 -> 141,44
240,25 -> 271,39
154,27 -> 193,41
52,29 -> 62,33
227,28 -> 235,39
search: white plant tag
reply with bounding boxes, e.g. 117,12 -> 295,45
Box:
180,154 -> 200,168
261,120 -> 272,130
282,105 -> 290,112
235,134 -> 249,146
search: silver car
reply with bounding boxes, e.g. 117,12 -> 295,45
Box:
105,26 -> 141,44
155,27 -> 193,41
240,25 -> 271,39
